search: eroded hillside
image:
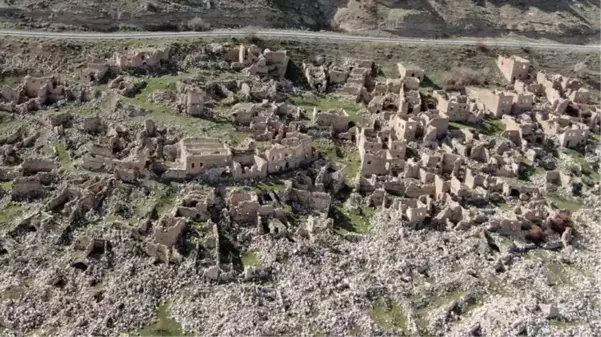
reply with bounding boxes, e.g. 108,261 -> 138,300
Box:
0,0 -> 599,43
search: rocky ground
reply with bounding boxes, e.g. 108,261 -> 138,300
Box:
0,0 -> 599,44
0,37 -> 600,337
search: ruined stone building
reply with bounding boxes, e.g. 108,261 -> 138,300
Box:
232,102 -> 270,126
312,108 -> 351,133
497,55 -> 530,83
537,113 -> 590,149
509,91 -> 536,114
225,44 -> 289,79
466,87 -> 514,117
262,132 -> 313,174
433,91 -> 474,122
179,137 -> 233,174
288,173 -> 332,213
418,111 -> 450,141
558,126 -> 589,149
397,63 -> 425,82
262,49 -> 290,79
178,86 -> 213,117
114,47 -> 169,69
343,64 -> 374,103
356,127 -> 405,178
569,88 -> 590,105
502,115 -> 536,139
174,187 -> 215,221
537,72 -> 570,114
515,80 -> 543,96
390,115 -> 418,142
0,75 -> 82,113
303,63 -> 328,92
227,188 -> 260,223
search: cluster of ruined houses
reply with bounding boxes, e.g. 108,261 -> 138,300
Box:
294,53 -> 598,226
2,42 -> 598,243
0,47 -> 172,113
139,155 -> 348,264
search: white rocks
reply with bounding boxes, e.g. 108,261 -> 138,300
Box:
539,303 -> 560,319
203,266 -> 220,280
561,227 -> 573,247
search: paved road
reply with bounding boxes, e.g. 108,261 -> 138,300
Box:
0,28 -> 599,51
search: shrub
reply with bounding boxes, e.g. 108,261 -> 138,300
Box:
443,67 -> 487,91
187,17 -> 210,31
244,29 -> 262,45
476,42 -> 489,53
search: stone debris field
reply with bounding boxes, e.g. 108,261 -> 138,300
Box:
0,39 -> 600,337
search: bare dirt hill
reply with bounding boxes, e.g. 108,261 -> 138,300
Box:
0,0 -> 599,43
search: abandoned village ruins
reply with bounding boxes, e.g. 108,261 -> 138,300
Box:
0,39 -> 600,336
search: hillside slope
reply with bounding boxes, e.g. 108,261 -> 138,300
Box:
0,0 -> 599,43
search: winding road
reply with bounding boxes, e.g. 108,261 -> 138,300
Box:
0,28 -> 599,51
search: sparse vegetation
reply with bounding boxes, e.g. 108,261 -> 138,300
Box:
55,143 -> 71,168
288,94 -> 365,125
187,17 -> 211,32
155,186 -> 178,215
252,180 -> 288,193
550,193 -> 582,212
135,302 -> 186,337
562,148 -> 600,182
313,141 -> 360,186
449,117 -> 504,136
413,290 -> 465,332
0,180 -> 13,192
443,67 -> 488,91
241,251 -> 259,267
370,299 -> 408,333
333,204 -> 375,234
0,202 -> 27,229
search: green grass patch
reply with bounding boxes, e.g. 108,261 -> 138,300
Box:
424,72 -> 445,89
518,160 -> 545,182
313,140 -> 360,186
590,133 -> 601,144
56,143 -> 71,168
448,122 -> 470,130
549,320 -> 586,329
333,204 -> 375,235
111,73 -> 246,141
524,248 -> 548,261
550,193 -> 582,212
370,299 -> 409,334
449,117 -> 504,136
134,301 -> 186,337
420,72 -> 444,95
155,187 -> 177,215
252,179 -> 288,193
241,250 -> 259,267
120,74 -> 185,114
288,94 -> 365,125
0,202 -> 28,230
0,180 -> 13,192
50,105 -> 96,117
0,116 -> 24,134
413,290 -> 464,333
376,63 -> 398,81
562,148 -> 600,182
562,148 -> 587,165
0,75 -> 22,89
128,181 -> 178,218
